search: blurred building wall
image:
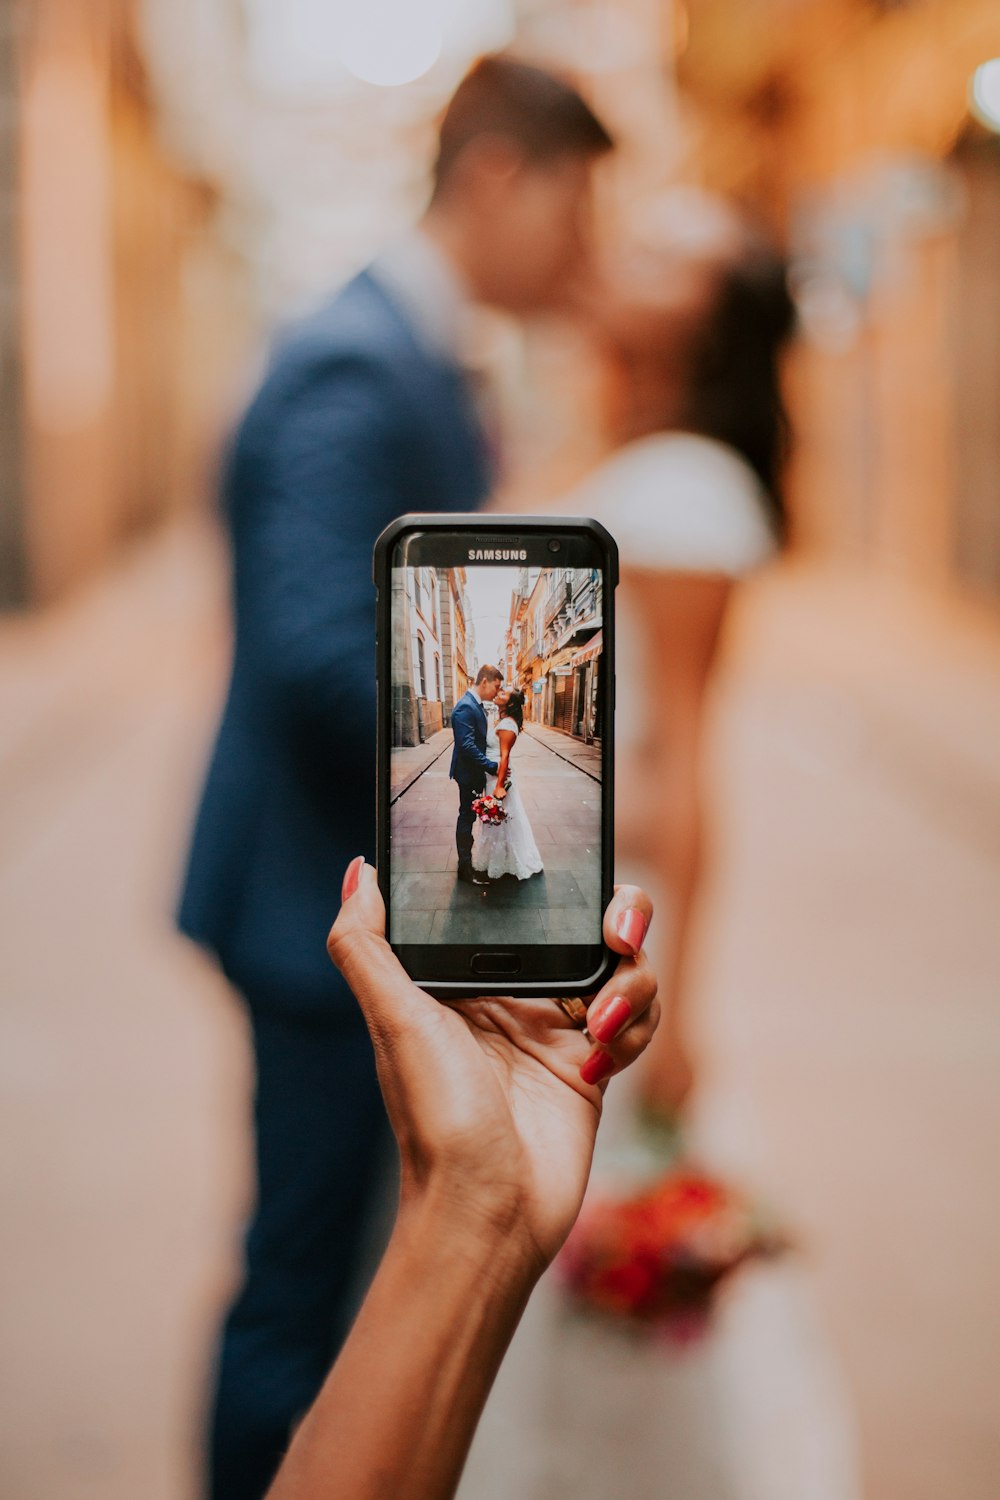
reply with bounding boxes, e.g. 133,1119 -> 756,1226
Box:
677,0 -> 1000,599
10,0 -> 252,606
7,0 -> 999,610
0,2 -> 26,606
952,129 -> 1000,596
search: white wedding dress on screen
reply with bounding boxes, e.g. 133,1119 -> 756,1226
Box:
473,718 -> 543,881
456,434 -> 862,1500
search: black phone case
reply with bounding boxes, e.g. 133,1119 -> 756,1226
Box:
373,513 -> 618,1000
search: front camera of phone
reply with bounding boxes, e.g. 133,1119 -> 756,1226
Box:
548,539 -> 562,554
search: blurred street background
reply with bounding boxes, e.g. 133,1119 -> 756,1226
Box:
2,2 -> 1000,1498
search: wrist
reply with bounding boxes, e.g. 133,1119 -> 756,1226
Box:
395,1179 -> 545,1291
273,1175 -> 541,1500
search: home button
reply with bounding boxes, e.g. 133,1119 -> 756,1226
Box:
470,952 -> 522,976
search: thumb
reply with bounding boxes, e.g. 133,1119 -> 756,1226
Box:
327,860 -> 460,1166
326,859 -> 429,1039
334,856 -> 386,938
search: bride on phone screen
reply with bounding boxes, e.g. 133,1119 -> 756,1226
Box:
473,689 -> 543,882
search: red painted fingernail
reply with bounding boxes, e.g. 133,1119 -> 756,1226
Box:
341,856 -> 364,903
580,1047 -> 615,1086
616,907 -> 647,954
588,994 -> 631,1045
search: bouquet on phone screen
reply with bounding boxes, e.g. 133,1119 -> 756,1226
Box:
471,793 -> 507,825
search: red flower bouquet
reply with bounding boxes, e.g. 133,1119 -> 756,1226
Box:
471,793 -> 507,824
557,1169 -> 788,1342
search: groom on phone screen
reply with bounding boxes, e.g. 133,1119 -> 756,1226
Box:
451,665 -> 503,885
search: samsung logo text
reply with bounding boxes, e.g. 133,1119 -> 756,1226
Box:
468,548 -> 528,561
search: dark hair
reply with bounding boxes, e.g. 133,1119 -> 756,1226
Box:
476,663 -> 503,685
502,689 -> 526,730
433,55 -> 613,196
681,240 -> 796,535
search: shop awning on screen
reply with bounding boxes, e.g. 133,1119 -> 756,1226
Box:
570,630 -> 602,667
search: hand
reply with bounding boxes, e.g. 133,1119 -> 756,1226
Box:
328,862 -> 658,1277
493,784 -> 507,800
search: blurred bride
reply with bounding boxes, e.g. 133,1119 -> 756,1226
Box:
578,190 -> 793,1120
460,192 -> 861,1500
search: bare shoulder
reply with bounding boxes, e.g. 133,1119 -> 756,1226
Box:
572,433 -> 777,576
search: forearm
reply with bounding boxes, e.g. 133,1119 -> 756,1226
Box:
268,1193 -> 539,1500
634,792 -> 703,1113
641,769 -> 704,1031
495,752 -> 510,786
665,803 -> 703,1003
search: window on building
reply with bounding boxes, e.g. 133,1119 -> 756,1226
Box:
416,635 -> 426,699
435,653 -> 442,700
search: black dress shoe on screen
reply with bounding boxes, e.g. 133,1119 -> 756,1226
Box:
458,863 -> 490,886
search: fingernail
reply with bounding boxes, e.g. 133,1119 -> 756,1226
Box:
341,856 -> 364,904
616,907 -> 647,954
588,994 -> 631,1045
580,1047 -> 615,1087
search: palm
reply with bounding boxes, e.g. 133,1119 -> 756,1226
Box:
330,866 -> 655,1268
421,996 -> 601,1263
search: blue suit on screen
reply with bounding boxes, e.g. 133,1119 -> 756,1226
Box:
449,690 -> 499,871
178,267 -> 491,1499
449,690 -> 497,783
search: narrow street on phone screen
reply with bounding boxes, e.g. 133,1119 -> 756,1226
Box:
389,722 -> 602,946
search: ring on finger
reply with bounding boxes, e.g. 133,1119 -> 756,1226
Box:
556,996 -> 589,1029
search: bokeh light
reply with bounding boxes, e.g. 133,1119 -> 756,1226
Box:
970,58 -> 1000,131
243,0 -> 513,93
340,1 -> 443,88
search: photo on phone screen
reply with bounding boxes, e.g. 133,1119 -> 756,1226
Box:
388,555 -> 604,951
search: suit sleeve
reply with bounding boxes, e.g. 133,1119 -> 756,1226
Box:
231,352 -> 412,764
452,704 -> 498,778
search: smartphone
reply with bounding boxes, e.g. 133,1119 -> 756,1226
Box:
373,514 -> 617,999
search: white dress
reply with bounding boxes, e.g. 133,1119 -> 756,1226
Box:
472,717 -> 544,880
576,431 -> 777,771
457,435 -> 862,1500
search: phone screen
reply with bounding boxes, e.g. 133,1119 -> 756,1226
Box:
384,526 -> 610,987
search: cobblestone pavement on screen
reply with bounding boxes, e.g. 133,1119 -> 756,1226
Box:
389,724 -> 602,946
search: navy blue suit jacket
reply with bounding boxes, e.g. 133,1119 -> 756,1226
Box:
178,270 -> 492,1008
449,692 -> 498,785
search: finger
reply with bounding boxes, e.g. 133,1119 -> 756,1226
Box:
585,946 -> 656,1043
585,993 -> 661,1073
329,860 -> 479,1167
580,998 -> 660,1088
603,883 -> 653,958
579,947 -> 659,1090
327,860 -> 434,1042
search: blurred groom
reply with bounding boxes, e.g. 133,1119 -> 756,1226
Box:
178,54 -> 613,1500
